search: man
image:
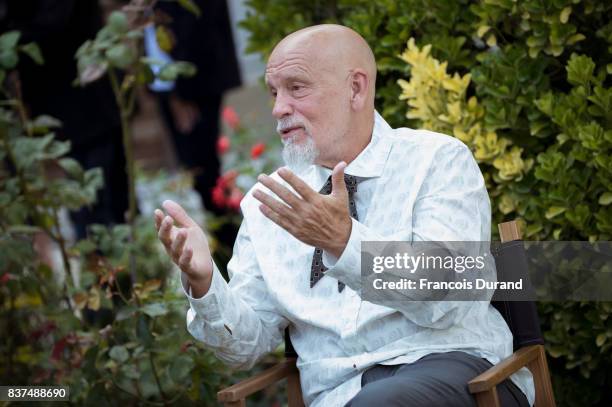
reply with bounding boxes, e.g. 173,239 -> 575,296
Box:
155,25 -> 534,406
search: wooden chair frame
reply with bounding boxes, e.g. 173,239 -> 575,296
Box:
217,221 -> 556,406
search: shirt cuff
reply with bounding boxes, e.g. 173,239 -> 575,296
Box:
180,261 -> 226,324
322,218 -> 366,292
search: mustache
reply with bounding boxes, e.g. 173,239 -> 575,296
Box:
276,117 -> 305,134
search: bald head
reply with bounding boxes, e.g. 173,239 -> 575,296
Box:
265,24 -> 378,169
268,24 -> 377,104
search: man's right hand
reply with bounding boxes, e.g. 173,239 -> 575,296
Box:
155,200 -> 213,298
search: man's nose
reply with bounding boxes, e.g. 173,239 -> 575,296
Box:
272,93 -> 293,119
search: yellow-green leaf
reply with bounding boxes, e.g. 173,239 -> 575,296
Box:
560,7 -> 572,24
87,287 -> 101,311
545,206 -> 566,219
596,333 -> 606,347
599,192 -> 612,206
155,26 -> 174,53
477,25 -> 491,38
566,33 -> 585,45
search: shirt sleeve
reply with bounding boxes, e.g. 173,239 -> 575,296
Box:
323,141 -> 492,329
181,218 -> 289,370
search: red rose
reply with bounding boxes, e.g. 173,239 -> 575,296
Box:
217,135 -> 230,154
211,185 -> 226,207
222,106 -> 240,130
227,189 -> 244,211
250,143 -> 265,159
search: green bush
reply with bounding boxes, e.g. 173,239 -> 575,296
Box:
240,1 -> 611,405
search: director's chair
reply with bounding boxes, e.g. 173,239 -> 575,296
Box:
217,220 -> 556,406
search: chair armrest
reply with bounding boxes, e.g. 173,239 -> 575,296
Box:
468,345 -> 540,394
218,358 -> 298,403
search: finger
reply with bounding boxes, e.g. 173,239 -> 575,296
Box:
158,215 -> 174,246
162,200 -> 197,228
259,204 -> 292,232
276,168 -> 318,201
171,229 -> 187,262
178,246 -> 193,273
257,174 -> 303,208
330,161 -> 348,198
154,209 -> 164,230
252,189 -> 296,220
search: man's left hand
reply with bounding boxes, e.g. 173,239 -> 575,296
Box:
253,161 -> 352,259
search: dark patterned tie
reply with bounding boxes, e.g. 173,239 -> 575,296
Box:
310,174 -> 359,292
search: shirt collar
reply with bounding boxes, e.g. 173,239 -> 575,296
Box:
309,110 -> 393,191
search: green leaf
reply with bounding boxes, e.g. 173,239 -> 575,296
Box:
169,354 -> 194,383
78,62 -> 107,86
73,239 -> 97,255
566,53 -> 595,87
58,158 -> 84,181
596,333 -> 606,347
29,115 -> 62,134
177,0 -> 201,17
105,44 -> 135,69
157,61 -> 197,81
525,224 -> 543,237
546,206 -> 567,219
45,138 -> 71,159
0,49 -> 18,69
136,314 -> 153,347
141,303 -> 168,317
599,192 -> 612,206
108,11 -> 129,34
20,43 -> 44,65
121,364 -> 140,379
109,345 -> 129,363
0,31 -> 21,50
155,26 -> 174,53
135,64 -> 154,85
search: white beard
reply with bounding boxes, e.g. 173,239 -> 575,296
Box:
277,117 -> 319,173
281,134 -> 319,173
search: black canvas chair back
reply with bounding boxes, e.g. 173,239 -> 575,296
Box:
491,240 -> 544,351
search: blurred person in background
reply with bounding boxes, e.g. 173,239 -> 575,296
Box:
0,0 -> 128,240
148,0 -> 241,216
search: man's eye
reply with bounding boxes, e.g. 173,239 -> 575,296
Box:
291,85 -> 303,92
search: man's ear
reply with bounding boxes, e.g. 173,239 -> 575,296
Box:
349,69 -> 369,110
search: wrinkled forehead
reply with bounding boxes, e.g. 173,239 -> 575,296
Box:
265,53 -> 312,84
265,41 -> 338,86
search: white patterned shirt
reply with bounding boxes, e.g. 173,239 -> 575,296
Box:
181,111 -> 535,406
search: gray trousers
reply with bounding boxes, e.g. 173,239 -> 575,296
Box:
345,351 -> 530,407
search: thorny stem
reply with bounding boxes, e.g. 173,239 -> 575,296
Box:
108,68 -> 137,286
